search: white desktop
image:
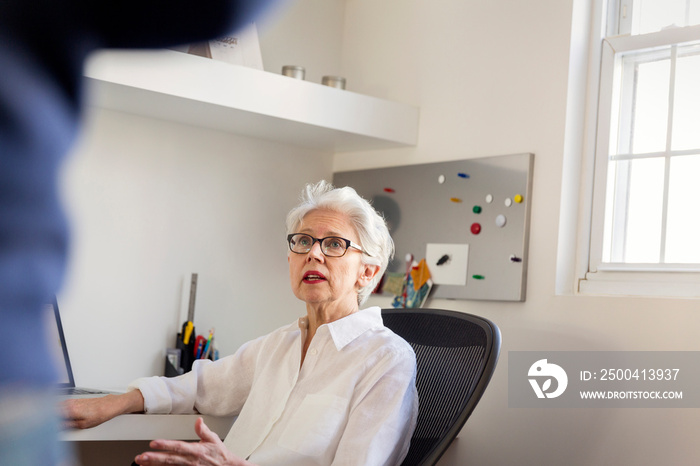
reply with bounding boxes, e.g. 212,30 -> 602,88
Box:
61,412 -> 236,441
61,411 -> 235,466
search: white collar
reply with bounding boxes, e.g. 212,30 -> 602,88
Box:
297,306 -> 383,351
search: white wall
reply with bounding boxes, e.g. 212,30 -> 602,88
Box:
257,0 -> 345,84
59,108 -> 332,388
337,0 -> 700,465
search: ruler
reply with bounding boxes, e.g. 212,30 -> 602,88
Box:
187,273 -> 198,322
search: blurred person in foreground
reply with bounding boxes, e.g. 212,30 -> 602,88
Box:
64,181 -> 418,466
0,0 -> 280,464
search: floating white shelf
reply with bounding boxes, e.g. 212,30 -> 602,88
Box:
83,50 -> 419,152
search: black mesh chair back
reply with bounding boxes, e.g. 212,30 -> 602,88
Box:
381,308 -> 501,466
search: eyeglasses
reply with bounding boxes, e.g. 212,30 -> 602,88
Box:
287,233 -> 366,257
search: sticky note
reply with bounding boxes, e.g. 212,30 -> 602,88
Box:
410,259 -> 432,291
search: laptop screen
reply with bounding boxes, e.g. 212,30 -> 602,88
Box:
44,299 -> 75,388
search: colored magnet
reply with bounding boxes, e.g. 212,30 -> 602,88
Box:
514,194 -> 524,203
470,223 -> 481,234
458,172 -> 470,179
436,254 -> 451,266
472,205 -> 482,214
495,214 -> 507,227
384,187 -> 395,193
410,258 -> 432,291
472,274 -> 485,280
450,197 -> 463,203
509,255 -> 522,263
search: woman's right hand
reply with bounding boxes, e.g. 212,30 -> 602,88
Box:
61,389 -> 145,429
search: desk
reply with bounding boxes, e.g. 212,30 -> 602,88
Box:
62,414 -> 236,465
61,413 -> 236,441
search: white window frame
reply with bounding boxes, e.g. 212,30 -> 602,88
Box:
577,1 -> 700,297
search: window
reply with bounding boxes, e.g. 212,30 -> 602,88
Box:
582,0 -> 700,295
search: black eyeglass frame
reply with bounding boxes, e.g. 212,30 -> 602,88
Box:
287,233 -> 368,257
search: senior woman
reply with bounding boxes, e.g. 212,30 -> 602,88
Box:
63,180 -> 418,466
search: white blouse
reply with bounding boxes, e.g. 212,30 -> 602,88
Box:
129,307 -> 418,466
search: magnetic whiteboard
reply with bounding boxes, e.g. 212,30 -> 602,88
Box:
333,153 -> 533,301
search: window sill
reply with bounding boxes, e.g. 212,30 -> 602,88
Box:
578,270 -> 700,298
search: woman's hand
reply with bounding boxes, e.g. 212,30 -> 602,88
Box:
134,417 -> 253,466
62,390 -> 145,429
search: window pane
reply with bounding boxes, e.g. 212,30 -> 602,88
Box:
672,48 -> 700,151
633,0 -> 700,34
665,154 -> 700,262
693,1 -> 700,25
630,58 -> 670,154
624,157 -> 665,262
603,158 -> 665,263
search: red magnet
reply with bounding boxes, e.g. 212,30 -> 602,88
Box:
384,188 -> 395,193
470,222 -> 481,235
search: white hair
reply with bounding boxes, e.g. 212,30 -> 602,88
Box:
286,180 -> 394,305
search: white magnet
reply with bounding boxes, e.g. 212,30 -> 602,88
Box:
438,175 -> 445,184
495,214 -> 507,227
485,194 -> 493,203
505,198 -> 512,207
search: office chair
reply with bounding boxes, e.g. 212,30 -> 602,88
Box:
381,308 -> 501,466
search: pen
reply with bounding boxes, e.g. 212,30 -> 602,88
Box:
194,335 -> 206,358
183,321 -> 194,344
203,338 -> 213,359
202,329 -> 214,359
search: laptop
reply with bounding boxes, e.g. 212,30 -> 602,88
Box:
45,298 -> 117,398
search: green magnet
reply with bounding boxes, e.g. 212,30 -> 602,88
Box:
472,274 -> 485,280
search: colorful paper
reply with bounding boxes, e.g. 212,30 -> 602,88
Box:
410,258 -> 431,291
